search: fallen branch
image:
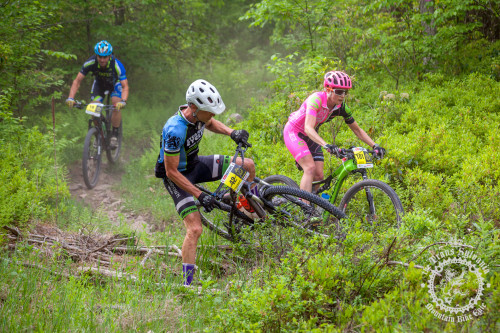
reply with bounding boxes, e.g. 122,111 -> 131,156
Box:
89,237 -> 135,254
140,249 -> 154,267
410,241 -> 474,262
78,266 -> 138,281
3,225 -> 21,237
386,260 -> 442,277
170,244 -> 182,257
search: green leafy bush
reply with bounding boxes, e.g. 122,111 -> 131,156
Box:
0,102 -> 68,229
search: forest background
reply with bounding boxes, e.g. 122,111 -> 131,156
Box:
0,0 -> 499,331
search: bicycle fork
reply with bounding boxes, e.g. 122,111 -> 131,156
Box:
360,169 -> 377,224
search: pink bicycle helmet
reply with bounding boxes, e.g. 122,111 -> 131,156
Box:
323,71 -> 352,89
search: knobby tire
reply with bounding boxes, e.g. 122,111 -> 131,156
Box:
106,120 -> 122,164
262,186 -> 346,238
82,127 -> 102,189
261,175 -> 299,188
339,179 -> 404,230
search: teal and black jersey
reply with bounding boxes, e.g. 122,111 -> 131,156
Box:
80,55 -> 127,91
157,105 -> 205,172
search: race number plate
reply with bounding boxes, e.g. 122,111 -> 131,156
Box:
221,162 -> 249,192
85,103 -> 104,117
353,147 -> 373,168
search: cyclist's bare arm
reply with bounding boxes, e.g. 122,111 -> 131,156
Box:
120,78 -> 129,101
347,121 -> 375,147
304,113 -> 328,147
68,72 -> 86,99
164,154 -> 202,198
205,118 -> 232,136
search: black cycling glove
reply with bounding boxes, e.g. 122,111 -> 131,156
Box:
230,129 -> 249,145
323,144 -> 341,158
198,192 -> 217,213
372,144 -> 386,159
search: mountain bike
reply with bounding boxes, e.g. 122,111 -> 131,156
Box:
73,95 -> 123,189
195,143 -> 346,242
308,147 -> 404,231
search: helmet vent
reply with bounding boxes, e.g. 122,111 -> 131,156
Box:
185,79 -> 225,115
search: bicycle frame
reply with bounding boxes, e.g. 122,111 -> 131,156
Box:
207,143 -> 316,223
211,143 -> 268,219
77,94 -> 114,153
313,158 -> 362,205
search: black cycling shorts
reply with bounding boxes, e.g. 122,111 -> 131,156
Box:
162,155 -> 231,219
294,132 -> 324,170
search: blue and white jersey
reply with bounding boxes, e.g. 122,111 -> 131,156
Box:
158,105 -> 205,172
80,55 -> 127,91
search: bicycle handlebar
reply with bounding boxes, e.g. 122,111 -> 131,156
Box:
73,100 -> 115,110
232,141 -> 252,163
332,147 -> 383,160
339,148 -> 375,155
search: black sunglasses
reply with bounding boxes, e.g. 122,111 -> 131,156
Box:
333,89 -> 348,96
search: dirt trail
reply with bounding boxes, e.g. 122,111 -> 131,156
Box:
67,160 -> 153,234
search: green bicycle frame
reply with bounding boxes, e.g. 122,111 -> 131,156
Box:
323,158 -> 359,205
314,158 -> 361,222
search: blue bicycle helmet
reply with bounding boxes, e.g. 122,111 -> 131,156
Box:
94,40 -> 113,56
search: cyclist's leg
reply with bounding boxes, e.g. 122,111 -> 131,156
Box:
307,137 -> 325,191
162,176 -> 201,285
297,133 -> 328,193
182,212 -> 203,264
90,80 -> 104,103
110,82 -> 123,128
284,123 -> 315,192
189,155 -> 232,184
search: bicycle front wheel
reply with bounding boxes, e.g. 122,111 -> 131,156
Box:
339,179 -> 404,231
82,127 -> 102,189
106,120 -> 122,164
196,187 -> 254,243
262,186 -> 346,238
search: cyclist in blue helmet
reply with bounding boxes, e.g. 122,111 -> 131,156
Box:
66,40 -> 129,147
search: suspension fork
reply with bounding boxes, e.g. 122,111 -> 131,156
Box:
359,169 -> 376,219
92,116 -> 108,148
241,183 -> 267,219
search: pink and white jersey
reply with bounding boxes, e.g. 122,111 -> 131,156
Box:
287,91 -> 354,133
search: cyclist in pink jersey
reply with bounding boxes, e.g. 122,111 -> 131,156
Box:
283,71 -> 386,193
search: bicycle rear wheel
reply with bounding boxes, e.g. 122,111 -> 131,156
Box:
106,120 -> 122,164
260,175 -> 299,188
82,127 -> 102,189
339,179 -> 404,231
262,186 -> 346,238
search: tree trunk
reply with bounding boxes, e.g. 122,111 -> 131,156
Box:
420,0 -> 436,67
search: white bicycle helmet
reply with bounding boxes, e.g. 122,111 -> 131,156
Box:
186,79 -> 226,115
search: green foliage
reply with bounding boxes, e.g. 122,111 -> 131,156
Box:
0,98 -> 69,228
0,1 -> 69,116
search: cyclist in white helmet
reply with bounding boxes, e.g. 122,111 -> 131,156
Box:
154,79 -> 254,286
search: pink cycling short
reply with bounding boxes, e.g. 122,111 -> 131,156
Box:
283,122 -> 324,163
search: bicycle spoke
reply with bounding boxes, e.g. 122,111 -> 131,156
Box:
340,181 -> 403,232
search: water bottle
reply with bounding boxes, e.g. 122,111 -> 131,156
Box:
321,193 -> 330,201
